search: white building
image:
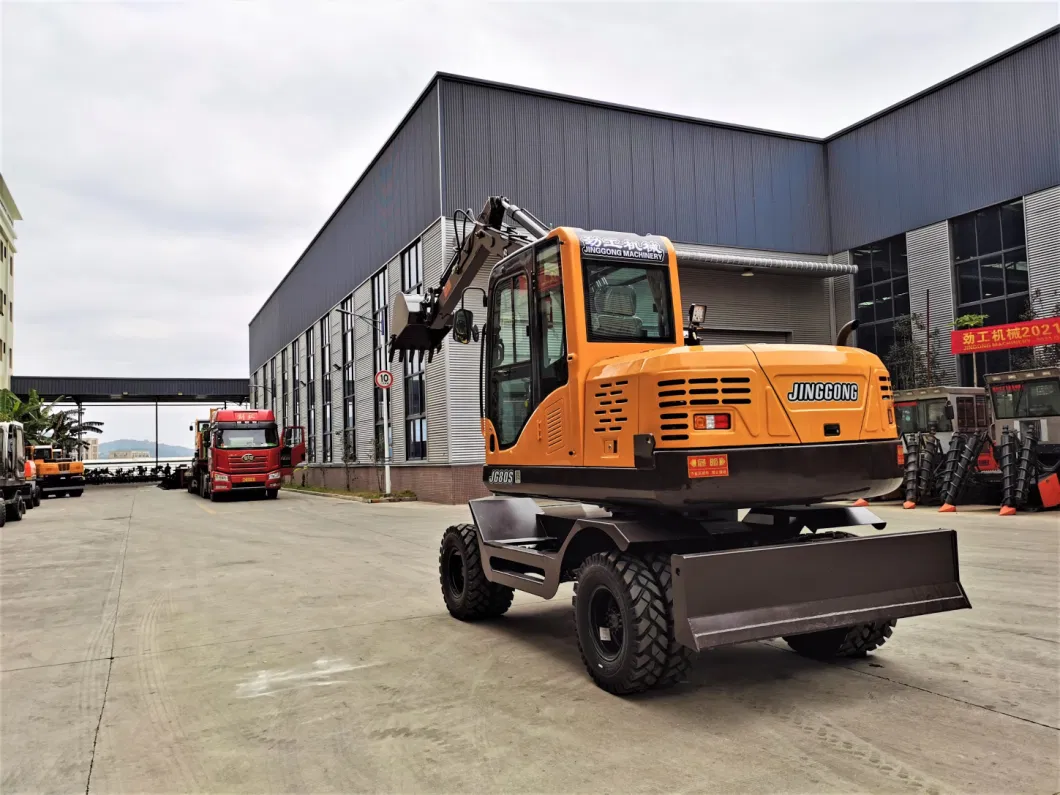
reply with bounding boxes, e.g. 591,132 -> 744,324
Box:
0,174 -> 21,390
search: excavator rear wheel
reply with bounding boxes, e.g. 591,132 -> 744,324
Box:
782,531 -> 897,659
439,524 -> 514,620
643,553 -> 695,688
573,551 -> 670,695
783,621 -> 896,659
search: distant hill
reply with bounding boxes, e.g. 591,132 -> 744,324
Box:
98,439 -> 195,458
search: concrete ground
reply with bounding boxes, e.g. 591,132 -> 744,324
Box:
2,486 -> 1057,794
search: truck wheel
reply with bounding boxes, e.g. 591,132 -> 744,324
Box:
782,531 -> 896,659
266,490 -> 278,500
32,489 -> 41,508
8,495 -> 25,521
573,551 -> 669,695
643,553 -> 695,688
0,501 -> 6,526
439,524 -> 514,620
71,490 -> 83,498
23,493 -> 34,510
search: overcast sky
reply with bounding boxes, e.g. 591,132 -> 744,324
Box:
1,1 -> 1055,445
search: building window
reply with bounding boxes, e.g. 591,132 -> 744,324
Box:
341,295 -> 355,461
401,243 -> 427,460
321,314 -> 332,463
305,326 -> 316,463
853,234 -> 910,360
951,199 -> 1028,384
292,338 -> 301,429
280,348 -> 288,429
372,269 -> 389,461
252,371 -> 259,409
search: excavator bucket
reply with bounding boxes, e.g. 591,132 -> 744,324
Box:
671,529 -> 970,651
389,293 -> 449,361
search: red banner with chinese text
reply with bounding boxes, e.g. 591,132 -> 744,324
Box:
950,317 -> 1060,354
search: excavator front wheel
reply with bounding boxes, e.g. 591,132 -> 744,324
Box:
439,524 -> 514,620
573,551 -> 672,695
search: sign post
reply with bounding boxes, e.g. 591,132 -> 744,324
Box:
375,369 -> 393,494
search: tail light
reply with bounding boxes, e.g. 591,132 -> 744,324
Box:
694,413 -> 731,430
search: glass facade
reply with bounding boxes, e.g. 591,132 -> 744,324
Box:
340,295 -> 355,461
291,338 -> 301,429
401,243 -> 427,460
951,199 -> 1028,385
853,233 -> 910,359
305,326 -> 316,463
372,270 -> 389,461
320,315 -> 332,463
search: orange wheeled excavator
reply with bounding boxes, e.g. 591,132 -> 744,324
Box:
390,197 -> 970,695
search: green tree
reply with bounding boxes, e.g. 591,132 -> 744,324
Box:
953,313 -> 990,385
0,389 -> 63,445
47,409 -> 104,457
1011,288 -> 1060,370
882,314 -> 947,390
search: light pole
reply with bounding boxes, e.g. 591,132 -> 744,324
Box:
336,307 -> 391,495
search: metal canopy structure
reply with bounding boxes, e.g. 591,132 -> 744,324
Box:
11,376 -> 250,405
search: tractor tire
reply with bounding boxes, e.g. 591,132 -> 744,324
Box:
573,551 -> 669,695
439,523 -> 514,620
643,552 -> 695,688
784,621 -> 896,659
782,531 -> 896,659
8,495 -> 25,521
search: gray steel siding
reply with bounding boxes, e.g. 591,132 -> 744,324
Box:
832,251 -> 854,345
387,254 -> 405,464
353,282 -> 374,463
10,376 -> 250,402
1025,185 -> 1060,307
676,246 -> 833,345
249,86 -> 441,372
907,223 -> 958,385
439,80 -> 830,255
828,31 -> 1060,252
423,219 -> 450,464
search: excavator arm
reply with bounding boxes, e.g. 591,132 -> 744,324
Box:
389,197 -> 551,362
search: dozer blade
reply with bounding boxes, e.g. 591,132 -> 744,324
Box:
671,530 -> 970,651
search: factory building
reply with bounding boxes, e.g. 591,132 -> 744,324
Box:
249,26 -> 1059,503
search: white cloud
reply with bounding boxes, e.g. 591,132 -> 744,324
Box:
2,1 -> 1054,442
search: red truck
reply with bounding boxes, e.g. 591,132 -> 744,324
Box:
187,408 -> 304,501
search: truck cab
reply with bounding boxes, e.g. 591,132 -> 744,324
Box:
189,409 -> 305,501
987,368 -> 1060,470
893,386 -> 997,472
0,422 -> 28,522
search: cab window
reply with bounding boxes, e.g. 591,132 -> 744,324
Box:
583,260 -> 674,343
535,242 -> 567,398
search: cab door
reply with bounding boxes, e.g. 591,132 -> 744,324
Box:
281,426 -> 306,475
483,240 -> 571,465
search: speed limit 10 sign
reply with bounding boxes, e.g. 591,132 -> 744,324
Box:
374,370 -> 393,389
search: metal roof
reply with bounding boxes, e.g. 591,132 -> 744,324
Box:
11,376 -> 250,404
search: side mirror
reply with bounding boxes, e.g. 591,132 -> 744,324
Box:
944,403 -> 955,421
453,308 -> 474,345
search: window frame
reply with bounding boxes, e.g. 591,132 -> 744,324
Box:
401,242 -> 427,460
340,295 -> 355,461
852,234 -> 910,359
320,314 -> 332,463
372,269 -> 389,461
581,259 -> 676,344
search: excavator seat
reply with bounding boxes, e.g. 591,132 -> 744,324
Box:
593,284 -> 643,338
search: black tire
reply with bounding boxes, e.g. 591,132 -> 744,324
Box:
573,551 -> 669,695
23,493 -> 34,510
643,552 -> 695,688
32,488 -> 41,508
266,489 -> 279,500
439,524 -> 514,620
71,489 -> 83,498
0,501 -> 6,527
782,531 -> 896,659
209,489 -> 221,503
8,495 -> 24,522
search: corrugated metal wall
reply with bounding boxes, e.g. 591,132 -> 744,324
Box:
1025,185 -> 1060,307
386,254 -> 406,464
828,30 -> 1059,252
438,80 -> 830,255
422,219 -> 450,464
677,263 -> 833,346
249,86 -> 441,372
907,223 -> 958,385
353,281 -> 374,463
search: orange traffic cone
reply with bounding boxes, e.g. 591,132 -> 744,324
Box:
902,501 -> 916,510
999,505 -> 1017,516
853,498 -> 870,507
939,503 -> 956,513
